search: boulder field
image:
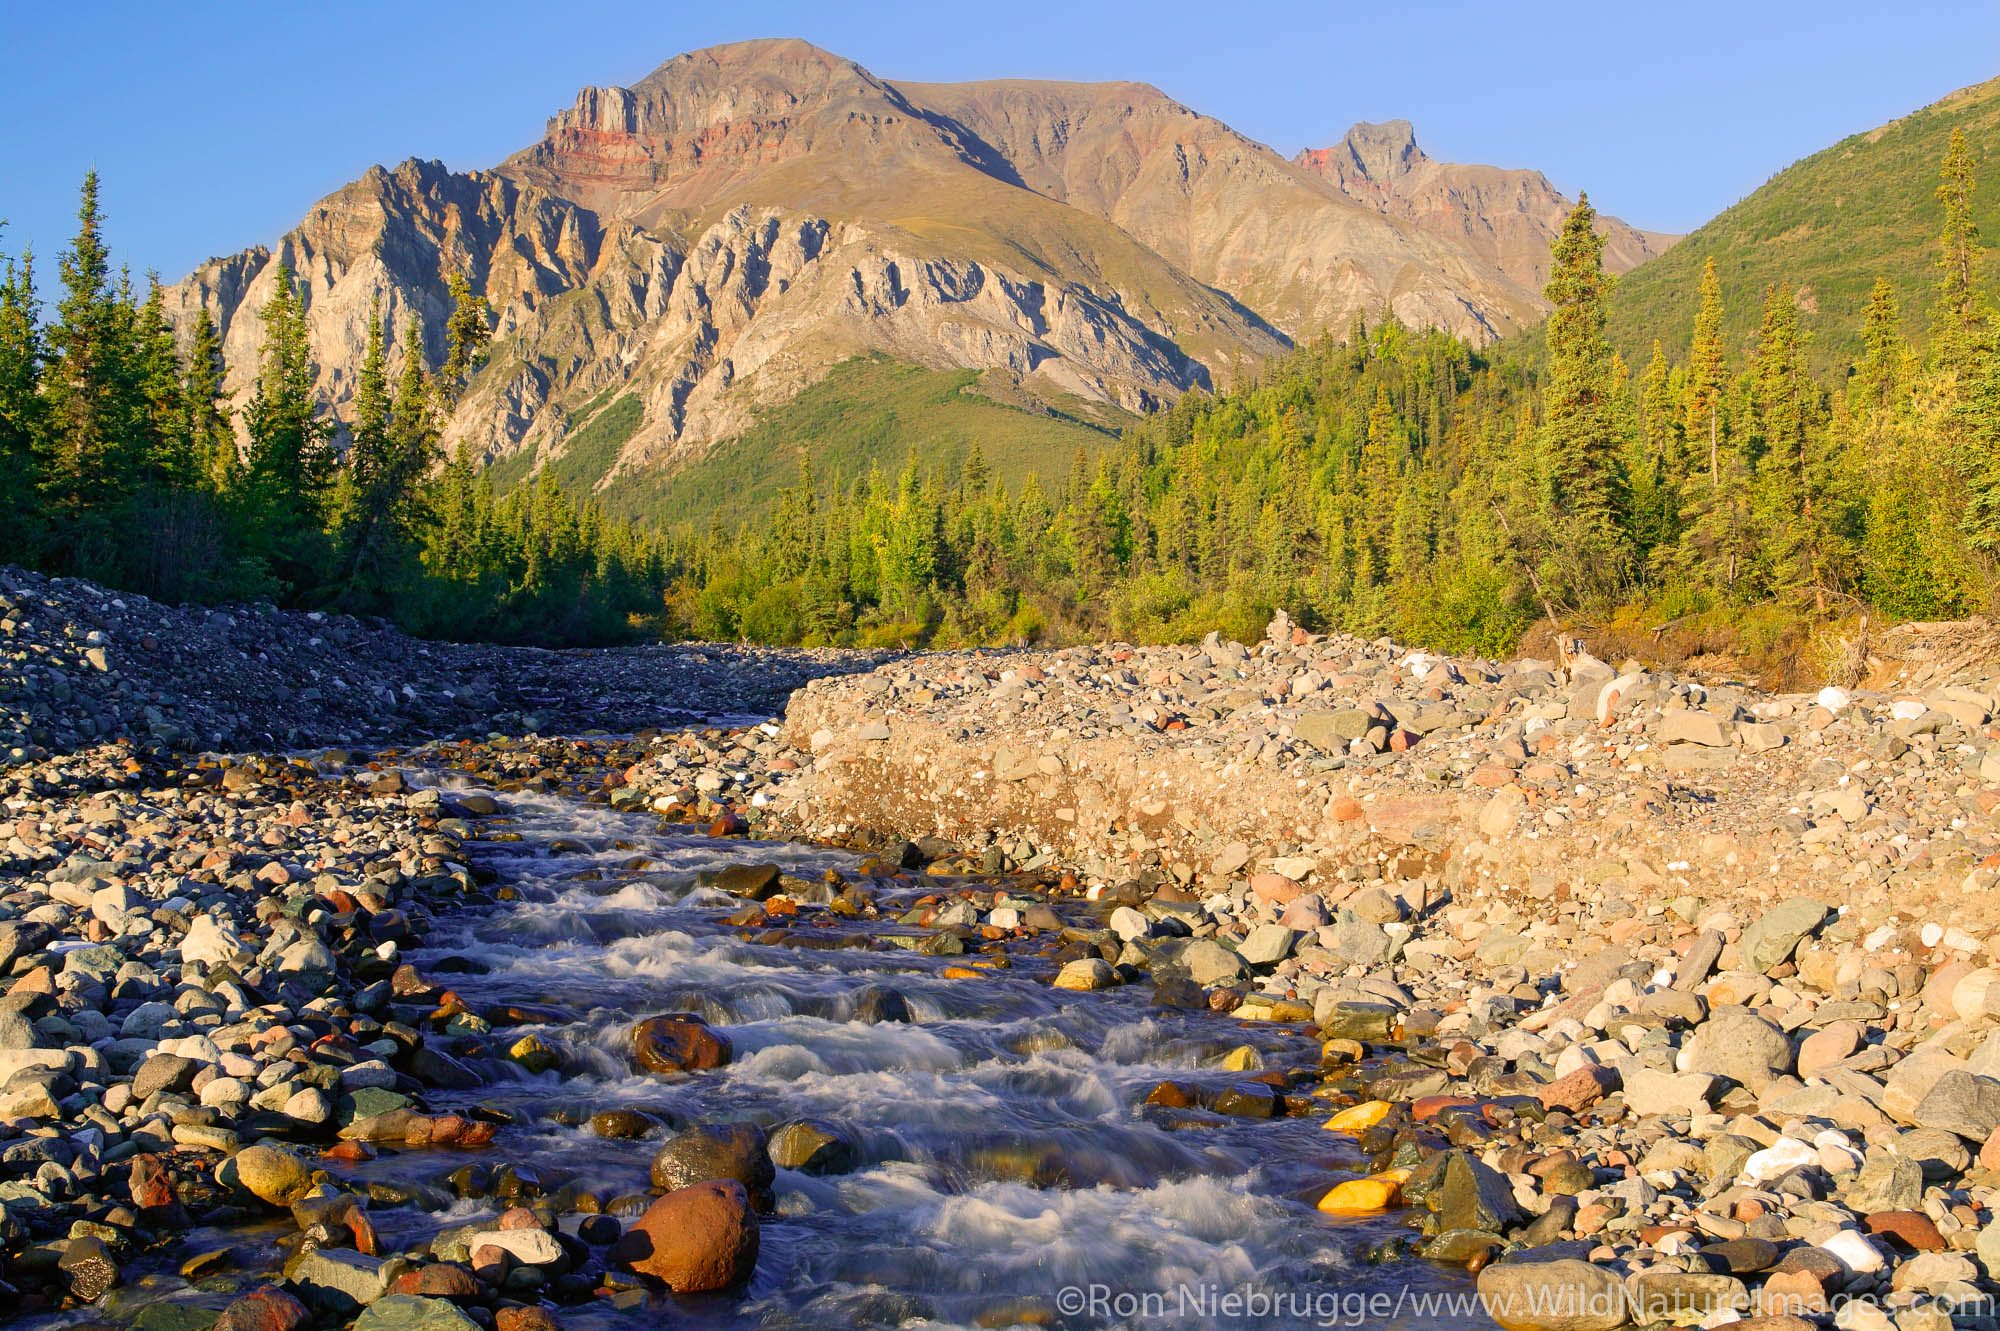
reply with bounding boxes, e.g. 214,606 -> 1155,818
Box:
12,566 -> 2000,1329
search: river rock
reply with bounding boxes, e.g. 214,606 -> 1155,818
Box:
214,1287 -> 312,1331
768,1120 -> 857,1174
1476,1258 -> 1629,1331
612,1179 -> 760,1292
353,1295 -> 481,1331
1682,1008 -> 1794,1091
1053,957 -> 1115,991
1736,898 -> 1829,973
1178,939 -> 1248,987
631,1013 -> 732,1073
650,1123 -> 775,1208
1913,1069 -> 2000,1141
232,1144 -> 312,1207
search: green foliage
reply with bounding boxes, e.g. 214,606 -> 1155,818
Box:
1,176 -> 669,647
548,393 -> 642,496
599,355 -> 1118,525
1607,77 -> 2000,374
652,127 -> 2000,653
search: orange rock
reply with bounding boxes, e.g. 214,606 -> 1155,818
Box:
1757,1268 -> 1827,1316
1864,1210 -> 1945,1251
1249,873 -> 1301,905
1412,1095 -> 1478,1122
1330,797 -> 1365,822
613,1180 -> 760,1291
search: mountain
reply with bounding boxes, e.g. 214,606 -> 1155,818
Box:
164,39 -> 1664,514
1603,76 -> 2000,372
1295,120 -> 1674,294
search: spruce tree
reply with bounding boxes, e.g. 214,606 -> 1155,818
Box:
1538,193 -> 1628,603
181,307 -> 235,487
1855,278 -> 1905,413
439,271 -> 491,406
0,240 -> 44,553
1683,256 -> 1726,486
1932,127 -> 1988,372
240,263 -> 333,595
43,173 -> 136,535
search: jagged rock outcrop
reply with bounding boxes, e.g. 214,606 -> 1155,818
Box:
166,39 -> 1670,504
1295,120 -> 1676,294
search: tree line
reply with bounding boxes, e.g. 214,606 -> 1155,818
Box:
0,174 -> 669,644
4,131 -> 1998,661
662,129 -> 2000,663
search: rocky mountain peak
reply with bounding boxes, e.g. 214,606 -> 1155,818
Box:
1337,119 -> 1427,183
167,39 -> 1673,519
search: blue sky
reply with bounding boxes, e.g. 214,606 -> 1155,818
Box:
3,0 -> 1995,284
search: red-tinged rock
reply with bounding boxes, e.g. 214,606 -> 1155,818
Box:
1573,1203 -> 1613,1235
708,811 -> 748,837
1387,729 -> 1416,753
323,1141 -> 377,1163
396,1264 -> 482,1299
631,1014 -> 733,1074
1330,797 -> 1365,822
1864,1210 -> 1946,1251
1756,1269 -> 1827,1317
1538,1064 -> 1618,1113
497,1207 -> 541,1231
128,1153 -> 177,1212
611,1180 -> 760,1292
1249,873 -> 1300,906
1526,1151 -> 1580,1179
1638,1224 -> 1696,1245
1412,1095 -> 1478,1122
1981,1126 -> 2000,1172
496,1309 -> 562,1331
214,1287 -> 312,1331
458,1121 -> 497,1147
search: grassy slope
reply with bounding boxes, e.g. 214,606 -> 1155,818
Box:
1605,77 -> 2000,373
597,355 -> 1122,527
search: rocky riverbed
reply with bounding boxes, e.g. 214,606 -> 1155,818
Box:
11,576 -> 2000,1331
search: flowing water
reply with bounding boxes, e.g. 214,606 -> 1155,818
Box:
349,775 -> 1495,1331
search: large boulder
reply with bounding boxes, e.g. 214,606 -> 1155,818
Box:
352,1295 -> 481,1331
1735,898 -> 1830,974
1914,1069 -> 2000,1142
1476,1259 -> 1629,1331
611,1180 -> 760,1292
1682,1008 -> 1794,1092
630,1014 -> 732,1074
214,1287 -> 312,1331
231,1144 -> 313,1207
1177,939 -> 1248,987
650,1123 -> 774,1210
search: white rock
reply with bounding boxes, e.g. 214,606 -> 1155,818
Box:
465,1228 -> 564,1268
1889,699 -> 1929,721
1743,1137 -> 1819,1183
198,1076 -> 250,1107
1108,906 -> 1151,942
180,914 -> 247,968
1819,1227 -> 1887,1275
1817,686 -> 1854,712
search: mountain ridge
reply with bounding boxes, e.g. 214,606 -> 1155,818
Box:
164,37 -> 1668,510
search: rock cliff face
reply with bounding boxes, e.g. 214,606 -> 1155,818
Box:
165,39 -> 1670,502
1295,120 -> 1675,295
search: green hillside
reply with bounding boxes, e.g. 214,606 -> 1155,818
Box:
598,355 -> 1124,527
1607,77 -> 2000,372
